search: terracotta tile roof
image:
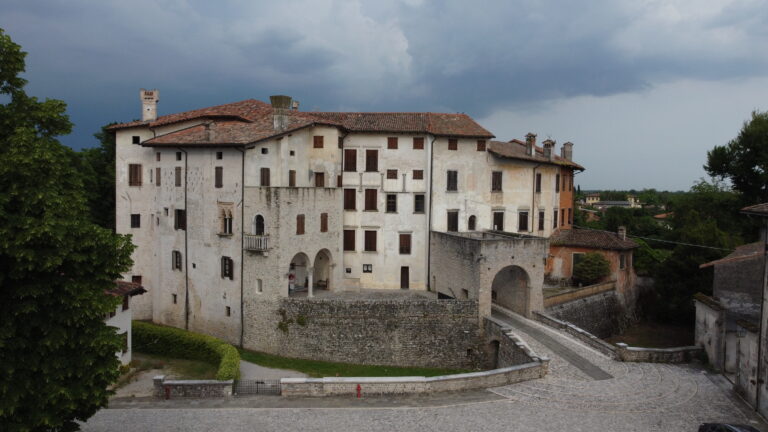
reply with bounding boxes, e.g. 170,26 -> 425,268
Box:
107,281 -> 147,297
549,228 -> 638,250
300,112 -> 493,137
742,203 -> 768,217
107,99 -> 272,131
700,242 -> 761,268
487,140 -> 584,170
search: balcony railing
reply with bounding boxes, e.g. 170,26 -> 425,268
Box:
244,234 -> 269,252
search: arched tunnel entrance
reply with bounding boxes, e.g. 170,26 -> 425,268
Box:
491,265 -> 531,316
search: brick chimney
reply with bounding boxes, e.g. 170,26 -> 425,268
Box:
561,141 -> 573,161
525,133 -> 536,156
204,122 -> 215,142
618,226 -> 626,240
140,88 -> 159,122
270,95 -> 292,131
542,139 -> 555,161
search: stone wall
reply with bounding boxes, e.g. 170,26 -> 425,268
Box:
545,290 -> 623,338
543,281 -> 616,308
694,294 -> 726,370
484,316 -> 544,367
243,297 -> 486,369
713,246 -> 762,315
153,375 -> 232,399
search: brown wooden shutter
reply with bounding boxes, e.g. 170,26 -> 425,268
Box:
344,189 -> 356,210
336,175 -> 342,187
387,169 -> 397,179
129,164 -> 143,186
215,167 -> 223,188
289,170 -> 296,187
364,189 -> 377,211
296,214 -> 305,235
261,168 -> 270,186
344,149 -> 357,172
313,136 -> 324,148
535,173 -> 541,193
448,139 -> 458,150
320,213 -> 328,232
365,149 -> 378,172
364,230 -> 377,251
413,170 -> 423,180
387,137 -> 398,149
343,230 -> 355,251
399,234 -> 411,254
314,172 -> 325,187
156,167 -> 161,186
175,167 -> 182,187
492,172 -> 502,191
556,174 -> 560,192
477,140 -> 486,151
413,137 -> 424,150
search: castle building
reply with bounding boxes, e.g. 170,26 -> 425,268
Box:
111,90 -> 582,345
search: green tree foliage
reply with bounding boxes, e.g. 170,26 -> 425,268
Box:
573,252 -> 611,285
0,29 -> 135,431
705,110 -> 768,205
79,124 -> 117,230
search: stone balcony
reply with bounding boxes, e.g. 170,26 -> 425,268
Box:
244,234 -> 269,252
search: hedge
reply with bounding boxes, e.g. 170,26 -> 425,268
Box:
132,321 -> 240,380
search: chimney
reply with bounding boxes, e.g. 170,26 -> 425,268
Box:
525,133 -> 537,156
561,141 -> 573,161
291,100 -> 300,111
618,226 -> 626,241
542,139 -> 555,161
270,95 -> 292,131
140,88 -> 160,122
204,122 -> 214,142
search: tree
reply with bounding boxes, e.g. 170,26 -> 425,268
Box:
79,124 -> 117,230
573,252 -> 610,285
705,111 -> 768,205
0,29 -> 134,431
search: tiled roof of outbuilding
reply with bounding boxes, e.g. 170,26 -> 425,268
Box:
487,140 -> 584,170
700,242 -> 760,268
742,203 -> 768,217
107,281 -> 147,297
549,228 -> 638,250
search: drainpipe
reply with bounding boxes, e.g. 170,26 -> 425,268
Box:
236,146 -> 245,348
427,135 -> 437,292
178,147 -> 189,330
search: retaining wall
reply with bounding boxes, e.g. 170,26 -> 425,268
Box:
545,290 -> 623,338
153,375 -> 232,399
544,281 -> 616,308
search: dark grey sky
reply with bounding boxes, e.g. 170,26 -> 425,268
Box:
2,0 -> 767,190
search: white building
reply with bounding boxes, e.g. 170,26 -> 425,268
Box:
111,91 -> 582,345
105,281 -> 146,365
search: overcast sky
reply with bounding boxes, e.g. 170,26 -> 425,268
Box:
2,0 -> 767,190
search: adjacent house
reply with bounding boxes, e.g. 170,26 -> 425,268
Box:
105,280 -> 146,365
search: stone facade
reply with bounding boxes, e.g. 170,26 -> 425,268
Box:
153,375 -> 232,399
545,291 -> 623,338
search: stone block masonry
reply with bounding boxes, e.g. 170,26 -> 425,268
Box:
243,297 -> 486,369
153,375 -> 232,399
545,290 -> 623,338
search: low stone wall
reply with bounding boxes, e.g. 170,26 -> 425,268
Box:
545,290 -> 623,338
544,281 -> 616,308
153,375 -> 232,399
485,316 -> 545,366
533,311 -> 619,359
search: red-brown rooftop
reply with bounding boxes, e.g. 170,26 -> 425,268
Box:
550,228 -> 637,250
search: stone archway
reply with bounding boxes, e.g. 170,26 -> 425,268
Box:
313,249 -> 332,292
289,252 -> 310,297
491,265 -> 530,316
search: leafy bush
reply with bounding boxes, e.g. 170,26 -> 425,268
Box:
132,321 -> 240,380
573,252 -> 611,285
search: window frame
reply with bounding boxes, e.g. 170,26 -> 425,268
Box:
386,194 -> 397,213
128,164 -> 143,186
399,233 -> 412,255
344,188 -> 356,211
413,137 -> 424,150
365,149 -> 378,172
518,211 -> 529,232
387,137 -> 398,149
364,230 -> 377,252
448,138 -> 458,151
491,171 -> 502,192
447,170 -> 458,191
364,189 -> 377,211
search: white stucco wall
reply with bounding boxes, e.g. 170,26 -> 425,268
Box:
105,298 -> 133,365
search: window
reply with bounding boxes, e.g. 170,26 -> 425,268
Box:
289,170 -> 296,187
132,135 -> 140,144
215,166 -> 223,188
155,167 -> 161,186
568,208 -> 573,224
535,173 -> 542,193
254,215 -> 265,235
216,151 -> 223,160
344,189 -> 356,210
261,147 -> 268,154
477,140 -> 486,151
313,135 -> 324,148
289,150 -> 294,156
413,170 -> 424,180
131,275 -> 142,285
555,174 -> 560,193
128,164 -> 142,186
174,209 -> 186,230
260,168 -> 270,186
518,211 -> 529,232
413,137 -> 424,150
553,210 -> 558,229
226,306 -> 231,317
561,209 -> 566,227
314,172 -> 325,187
338,136 -> 344,148
448,139 -> 458,150
344,149 -> 357,172
221,256 -> 234,280
538,211 -> 545,231
386,194 -> 397,213
387,169 -> 398,180
256,279 -> 263,293
468,215 -> 476,231
573,253 -> 585,269
176,152 -> 182,161
320,213 -> 328,232
414,194 -> 425,213
620,254 -> 626,269
447,170 -> 458,191
362,264 -> 373,273
447,210 -> 459,232
296,214 -> 305,235
491,171 -> 502,192
337,175 -> 342,187
493,211 -> 504,231
130,214 -> 140,228
221,210 -> 233,235
387,137 -> 398,149
172,250 -> 182,270
365,149 -> 378,172
175,167 -> 182,187
156,152 -> 161,161
364,230 -> 377,251
399,233 -> 411,254
364,189 -> 377,211
172,294 -> 177,304
343,230 -> 356,251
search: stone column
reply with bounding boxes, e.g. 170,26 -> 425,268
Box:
308,266 -> 314,298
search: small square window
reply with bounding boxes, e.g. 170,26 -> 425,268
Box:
387,169 -> 398,179
345,267 -> 352,274
216,151 -> 223,160
362,264 -> 373,273
289,150 -> 295,156
130,214 -> 141,228
413,170 -> 424,180
132,136 -> 140,144
448,139 -> 458,150
261,148 -> 268,154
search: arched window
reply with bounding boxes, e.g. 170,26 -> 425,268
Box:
220,209 -> 233,235
468,215 -> 476,231
254,215 -> 265,235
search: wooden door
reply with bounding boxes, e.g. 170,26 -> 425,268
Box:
400,266 -> 409,289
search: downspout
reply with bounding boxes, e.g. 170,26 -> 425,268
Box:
236,146 -> 245,348
179,146 -> 190,330
427,135 -> 437,292
756,219 -> 768,412
531,164 -> 542,233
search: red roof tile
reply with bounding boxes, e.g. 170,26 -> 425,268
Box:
107,281 -> 147,297
487,140 -> 584,170
550,228 -> 637,250
700,242 -> 760,268
107,99 -> 272,131
742,203 -> 768,217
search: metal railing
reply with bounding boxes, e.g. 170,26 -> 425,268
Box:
244,234 -> 269,251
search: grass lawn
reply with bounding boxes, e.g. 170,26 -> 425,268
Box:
130,352 -> 219,380
605,321 -> 694,348
238,348 -> 471,378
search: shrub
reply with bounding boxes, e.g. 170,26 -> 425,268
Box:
132,321 -> 240,380
573,252 -> 611,286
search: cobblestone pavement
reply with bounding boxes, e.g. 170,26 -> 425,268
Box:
83,313 -> 768,432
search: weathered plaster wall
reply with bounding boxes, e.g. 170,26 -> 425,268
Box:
545,291 -> 622,338
694,296 -> 726,370
105,298 -> 133,365
713,253 -> 762,316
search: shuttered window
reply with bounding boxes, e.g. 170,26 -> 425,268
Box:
313,136 -> 324,148
491,171 -> 502,192
413,137 -> 424,150
386,194 -> 397,213
175,167 -> 182,187
399,233 -> 411,254
344,189 -> 356,210
296,214 -> 305,235
221,256 -> 234,280
447,211 -> 459,232
553,210 -> 558,229
155,167 -> 161,186
365,149 -> 378,172
314,172 -> 325,187
320,213 -> 328,233
387,137 -> 398,149
156,152 -> 161,161
344,149 -> 357,172
413,170 -> 424,180
261,168 -> 270,186
128,164 -> 142,186
364,230 -> 377,252
174,209 -> 186,230
289,170 -> 296,187
172,251 -> 182,270
493,211 -> 504,231
538,211 -> 545,231
448,139 -> 458,150
535,173 -> 542,193
130,214 -> 140,228
555,174 -> 560,192
343,230 -> 355,251
215,167 -> 223,188
414,194 -> 425,213
477,140 -> 486,151
364,189 -> 377,211
447,170 -> 458,191
518,211 -> 529,232
387,169 -> 397,179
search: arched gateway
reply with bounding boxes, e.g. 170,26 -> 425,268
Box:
491,265 -> 530,316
